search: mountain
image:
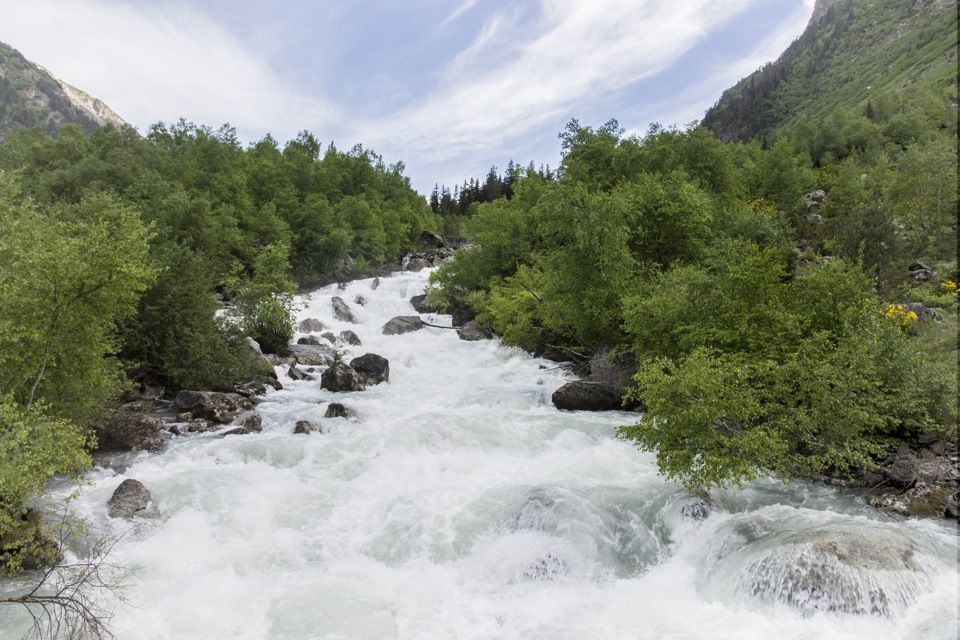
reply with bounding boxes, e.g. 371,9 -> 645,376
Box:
0,41 -> 126,143
703,0 -> 957,142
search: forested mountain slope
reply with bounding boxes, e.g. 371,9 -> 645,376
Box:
703,0 -> 957,143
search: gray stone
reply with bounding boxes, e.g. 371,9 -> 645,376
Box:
238,413 -> 263,433
287,365 -> 315,381
174,390 -> 253,423
289,343 -> 336,366
382,315 -> 424,335
552,381 -> 622,411
331,297 -> 356,323
99,413 -> 165,452
293,420 -> 319,435
801,189 -> 827,208
405,257 -> 432,272
338,330 -> 362,346
107,479 -> 156,519
350,353 -> 389,386
410,294 -> 440,314
806,214 -> 825,225
324,403 -> 357,419
320,362 -> 366,392
298,318 -> 325,333
297,335 -> 322,345
457,320 -> 494,341
354,295 -> 368,306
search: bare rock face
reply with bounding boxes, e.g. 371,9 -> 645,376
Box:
382,315 -> 424,335
551,381 -> 622,411
320,362 -> 366,392
331,297 -> 356,323
99,412 -> 165,452
175,390 -> 253,423
350,353 -> 389,387
107,479 -> 157,519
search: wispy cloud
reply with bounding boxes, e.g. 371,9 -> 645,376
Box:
0,0 -> 332,139
359,0 -> 759,164
439,0 -> 483,29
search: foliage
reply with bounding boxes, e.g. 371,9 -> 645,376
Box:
226,243 -> 299,356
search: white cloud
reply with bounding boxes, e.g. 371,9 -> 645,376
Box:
439,0 -> 483,29
0,0 -> 332,140
357,0 -> 759,165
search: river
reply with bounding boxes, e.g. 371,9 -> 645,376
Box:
2,268 -> 957,639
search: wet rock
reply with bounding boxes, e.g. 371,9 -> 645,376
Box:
552,381 -> 622,411
448,301 -> 475,327
297,335 -> 322,345
350,353 -> 389,386
457,320 -> 494,341
298,318 -> 325,333
331,297 -> 356,323
186,419 -> 216,433
107,479 -> 156,519
238,412 -> 263,433
221,427 -> 249,437
354,295 -> 368,306
266,354 -> 297,367
321,332 -> 337,343
338,330 -> 362,346
287,365 -> 315,381
680,496 -> 711,521
419,229 -> 445,250
371,277 -> 380,290
324,403 -> 357,419
294,420 -> 327,435
99,412 -> 165,452
410,294 -> 440,314
514,488 -> 558,532
382,315 -> 424,335
869,483 -> 956,518
288,343 -> 336,366
175,390 -> 253,423
320,362 -> 366,392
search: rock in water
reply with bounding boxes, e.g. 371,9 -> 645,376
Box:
382,316 -> 423,335
288,343 -> 336,366
99,413 -> 165,452
324,403 -> 357,419
457,321 -> 494,341
338,330 -> 362,346
350,353 -> 389,386
175,390 -> 253,423
320,362 -> 366,392
331,296 -> 356,323
298,318 -> 325,333
410,294 -> 439,314
551,381 -> 622,411
108,479 -> 156,519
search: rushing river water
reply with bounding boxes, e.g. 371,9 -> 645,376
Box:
2,268 -> 957,639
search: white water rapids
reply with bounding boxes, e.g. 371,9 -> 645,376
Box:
2,268 -> 958,639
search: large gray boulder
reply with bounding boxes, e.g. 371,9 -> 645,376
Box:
288,343 -> 336,366
382,316 -> 424,335
551,381 -> 622,411
331,296 -> 356,323
324,403 -> 357,419
801,189 -> 827,208
350,353 -> 389,386
174,390 -> 253,423
320,362 -> 366,392
338,330 -> 362,346
107,479 -> 157,519
99,413 -> 165,452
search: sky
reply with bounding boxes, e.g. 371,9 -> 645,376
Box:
1,0 -> 815,195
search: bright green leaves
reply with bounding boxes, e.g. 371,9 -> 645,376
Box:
226,242 -> 300,356
0,176 -> 155,418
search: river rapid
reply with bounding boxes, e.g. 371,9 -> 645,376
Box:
2,268 -> 957,639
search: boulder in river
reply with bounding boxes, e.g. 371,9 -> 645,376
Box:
410,294 -> 440,314
289,343 -> 335,366
324,403 -> 357,419
293,420 -> 323,435
237,412 -> 263,433
382,315 -> 424,335
297,335 -> 322,345
350,353 -> 389,386
175,390 -> 253,423
287,365 -> 315,381
551,381 -> 622,411
457,320 -> 494,341
108,479 -> 157,519
320,362 -> 366,392
298,318 -> 325,333
99,412 -> 165,452
331,296 -> 356,323
338,330 -> 362,346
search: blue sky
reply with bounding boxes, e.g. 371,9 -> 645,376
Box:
2,0 -> 814,194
